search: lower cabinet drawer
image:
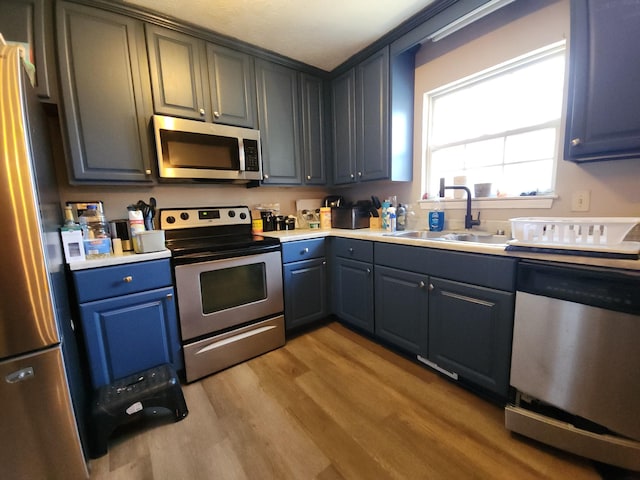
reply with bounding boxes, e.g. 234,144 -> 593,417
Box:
183,315 -> 285,382
73,259 -> 172,302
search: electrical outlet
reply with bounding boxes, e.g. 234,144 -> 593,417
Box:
571,190 -> 590,212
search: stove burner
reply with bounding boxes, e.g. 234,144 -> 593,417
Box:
160,206 -> 280,263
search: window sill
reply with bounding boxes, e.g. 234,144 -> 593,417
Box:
418,195 -> 556,210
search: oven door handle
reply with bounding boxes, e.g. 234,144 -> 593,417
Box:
195,325 -> 278,355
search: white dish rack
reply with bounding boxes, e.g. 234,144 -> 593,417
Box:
508,217 -> 640,254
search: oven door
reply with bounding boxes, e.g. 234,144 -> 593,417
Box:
174,250 -> 283,340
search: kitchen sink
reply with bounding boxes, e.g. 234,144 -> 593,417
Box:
384,230 -> 509,245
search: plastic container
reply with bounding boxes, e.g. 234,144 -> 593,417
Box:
396,204 -> 407,231
387,207 -> 397,232
79,205 -> 112,258
429,197 -> 445,232
133,230 -> 166,253
320,207 -> 332,229
381,201 -> 391,230
128,209 -> 146,252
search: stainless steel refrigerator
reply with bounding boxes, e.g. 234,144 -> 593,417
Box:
0,43 -> 89,478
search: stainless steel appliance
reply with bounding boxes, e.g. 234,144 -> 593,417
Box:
506,260 -> 640,471
0,44 -> 88,478
160,206 -> 284,382
153,114 -> 262,183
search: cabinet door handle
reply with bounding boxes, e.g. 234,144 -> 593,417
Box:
145,169 -> 151,175
419,281 -> 426,288
358,171 -> 362,177
350,173 -> 355,179
263,174 -> 269,180
366,268 -> 371,275
571,138 -> 582,146
307,175 -> 311,180
199,108 -> 205,116
123,276 -> 133,283
213,111 -> 220,118
428,283 -> 434,291
166,293 -> 173,300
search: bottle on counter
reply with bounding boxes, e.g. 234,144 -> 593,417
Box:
387,206 -> 397,232
381,201 -> 391,230
396,204 -> 406,231
79,205 -> 112,258
429,196 -> 445,232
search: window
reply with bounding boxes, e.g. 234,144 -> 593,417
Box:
424,42 -> 565,198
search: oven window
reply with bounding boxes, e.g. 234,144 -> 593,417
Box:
200,263 -> 267,314
161,130 -> 240,170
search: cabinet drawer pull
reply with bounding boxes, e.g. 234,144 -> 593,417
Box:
301,247 -> 309,254
419,281 -> 426,288
350,173 -> 355,179
166,293 -> 173,300
123,276 -> 133,283
213,111 -> 220,118
145,169 -> 151,175
307,175 -> 311,180
428,283 -> 434,291
199,108 -> 205,116
366,268 -> 371,275
348,248 -> 354,253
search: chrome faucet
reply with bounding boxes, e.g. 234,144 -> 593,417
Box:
439,178 -> 481,230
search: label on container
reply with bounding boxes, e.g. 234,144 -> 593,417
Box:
320,207 -> 331,229
83,238 -> 112,258
429,211 -> 445,231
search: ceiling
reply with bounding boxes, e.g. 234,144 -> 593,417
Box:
123,0 -> 437,71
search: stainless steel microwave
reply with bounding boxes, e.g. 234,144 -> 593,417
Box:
153,114 -> 262,182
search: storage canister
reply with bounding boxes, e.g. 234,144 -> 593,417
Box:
320,207 -> 331,229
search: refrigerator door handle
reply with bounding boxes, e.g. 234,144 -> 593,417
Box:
5,367 -> 35,383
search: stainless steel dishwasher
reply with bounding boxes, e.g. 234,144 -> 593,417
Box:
505,260 -> 640,471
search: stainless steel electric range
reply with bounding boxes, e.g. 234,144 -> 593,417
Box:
160,206 -> 285,382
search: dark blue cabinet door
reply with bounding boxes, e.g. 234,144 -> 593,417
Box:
333,257 -> 374,333
331,69 -> 357,185
79,286 -> 182,388
565,0 -> 640,161
283,258 -> 327,330
255,59 -> 302,184
300,73 -> 327,185
428,277 -> 514,398
56,2 -> 154,183
375,265 -> 428,355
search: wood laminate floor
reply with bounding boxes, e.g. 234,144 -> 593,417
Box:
89,322 -> 618,479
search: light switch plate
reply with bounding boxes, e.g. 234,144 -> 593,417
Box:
571,190 -> 590,212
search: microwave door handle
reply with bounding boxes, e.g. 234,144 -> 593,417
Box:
238,138 -> 245,172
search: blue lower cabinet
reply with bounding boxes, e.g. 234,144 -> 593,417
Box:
73,259 -> 182,389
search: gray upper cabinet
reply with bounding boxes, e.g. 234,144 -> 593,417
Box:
0,0 -> 57,101
300,73 -> 326,184
255,59 -> 302,185
145,25 -> 208,121
206,43 -> 257,128
356,46 -> 389,182
56,2 -> 154,183
332,46 -> 394,185
331,69 -> 357,184
145,25 -> 257,128
564,0 -> 640,162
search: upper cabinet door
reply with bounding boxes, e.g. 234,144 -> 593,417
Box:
565,0 -> 640,162
0,0 -> 57,101
145,25 -> 208,121
255,59 -> 302,185
300,73 -> 326,185
356,46 -> 389,181
206,43 -> 257,128
331,69 -> 357,185
56,2 -> 154,183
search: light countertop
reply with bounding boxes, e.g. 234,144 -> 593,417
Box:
264,228 -> 640,271
68,249 -> 172,271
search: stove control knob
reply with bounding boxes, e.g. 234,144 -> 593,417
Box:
166,216 -> 176,224
180,212 -> 190,221
228,210 -> 236,218
239,212 -> 247,219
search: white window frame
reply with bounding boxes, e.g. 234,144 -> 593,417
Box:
421,41 -> 566,210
